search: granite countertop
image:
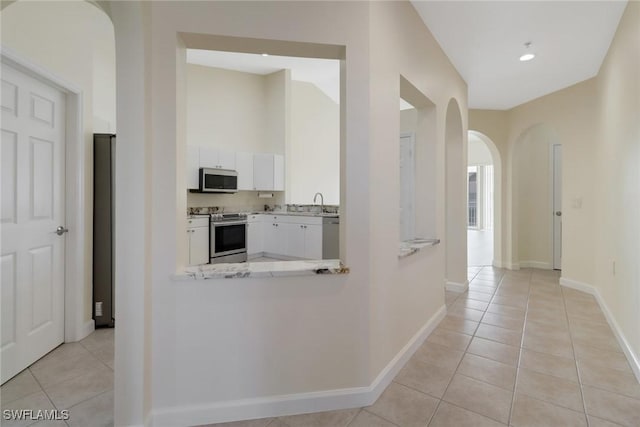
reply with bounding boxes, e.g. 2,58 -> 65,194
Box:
257,211 -> 339,218
398,238 -> 440,258
188,212 -> 338,218
174,259 -> 349,280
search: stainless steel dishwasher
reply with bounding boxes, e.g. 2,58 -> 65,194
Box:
322,216 -> 340,259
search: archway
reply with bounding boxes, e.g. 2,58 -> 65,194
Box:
445,98 -> 467,291
468,130 -> 502,267
1,0 -> 119,417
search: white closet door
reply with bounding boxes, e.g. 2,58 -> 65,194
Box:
1,63 -> 66,384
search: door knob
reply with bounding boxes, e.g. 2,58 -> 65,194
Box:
555,211 -> 562,217
56,226 -> 69,236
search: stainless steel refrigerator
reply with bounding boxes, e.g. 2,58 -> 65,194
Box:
93,133 -> 115,327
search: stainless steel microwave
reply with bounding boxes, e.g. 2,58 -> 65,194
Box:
199,168 -> 238,193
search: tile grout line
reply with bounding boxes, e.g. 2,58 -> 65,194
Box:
560,285 -> 592,427
506,268 -> 532,426
426,267 -> 506,426
26,366 -> 67,427
360,408 -> 401,427
425,268 -> 483,427
339,407 -> 363,427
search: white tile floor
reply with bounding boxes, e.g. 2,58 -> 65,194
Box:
3,268 -> 640,427
468,229 -> 493,266
206,267 -> 640,427
1,328 -> 114,427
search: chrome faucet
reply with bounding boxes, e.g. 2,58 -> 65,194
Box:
313,192 -> 324,213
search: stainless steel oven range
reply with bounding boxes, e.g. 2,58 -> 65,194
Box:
210,213 -> 247,263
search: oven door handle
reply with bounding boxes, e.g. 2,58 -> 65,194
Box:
212,221 -> 247,227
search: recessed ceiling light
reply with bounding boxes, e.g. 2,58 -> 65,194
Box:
519,42 -> 535,62
261,53 -> 269,57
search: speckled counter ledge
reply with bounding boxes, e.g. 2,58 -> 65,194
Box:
399,238 -> 440,258
173,259 -> 349,280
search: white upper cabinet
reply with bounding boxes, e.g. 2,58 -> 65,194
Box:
253,153 -> 285,191
198,147 -> 217,169
253,153 -> 275,191
186,146 -> 283,192
186,145 -> 200,190
236,152 -> 254,191
199,147 -> 236,170
218,149 -> 236,170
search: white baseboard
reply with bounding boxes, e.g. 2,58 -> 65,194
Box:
149,305 -> 447,426
445,280 -> 468,293
519,260 -> 553,270
79,319 -> 95,341
501,261 -> 520,270
559,277 -> 640,383
558,277 -> 593,294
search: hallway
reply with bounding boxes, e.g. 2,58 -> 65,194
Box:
204,267 -> 640,426
468,229 -> 493,267
3,269 -> 640,426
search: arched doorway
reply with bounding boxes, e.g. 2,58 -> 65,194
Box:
467,130 -> 502,267
445,98 -> 467,291
0,0 -> 117,421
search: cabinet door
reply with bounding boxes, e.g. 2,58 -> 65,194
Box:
285,223 -> 305,258
273,154 -> 285,191
247,220 -> 263,256
304,224 -> 323,259
218,149 -> 236,170
189,226 -> 210,265
236,152 -> 254,190
199,147 -> 219,169
253,153 -> 274,191
264,221 -> 286,255
186,145 -> 200,189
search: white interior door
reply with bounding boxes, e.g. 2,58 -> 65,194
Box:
1,63 -> 66,384
400,134 -> 415,241
553,144 -> 562,270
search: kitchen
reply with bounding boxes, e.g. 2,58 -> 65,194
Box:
183,49 -> 341,268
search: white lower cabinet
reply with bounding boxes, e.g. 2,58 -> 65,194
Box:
303,224 -> 323,259
187,217 -> 209,265
247,215 -> 263,257
264,219 -> 286,255
285,223 -> 322,259
253,214 -> 324,260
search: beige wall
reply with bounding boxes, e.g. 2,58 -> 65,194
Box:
186,64 -> 285,154
1,1 -> 116,324
470,79 -> 599,273
186,64 -> 341,207
289,80 -> 340,205
593,0 -> 640,374
470,1 -> 639,374
108,0 -> 467,424
468,133 -> 492,165
368,0 -> 467,376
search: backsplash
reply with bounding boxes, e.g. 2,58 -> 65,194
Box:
188,205 -> 284,215
187,191 -> 285,213
286,204 -> 339,214
187,203 -> 339,216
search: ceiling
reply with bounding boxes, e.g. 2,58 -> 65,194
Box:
188,1 -> 627,111
411,0 -> 627,110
